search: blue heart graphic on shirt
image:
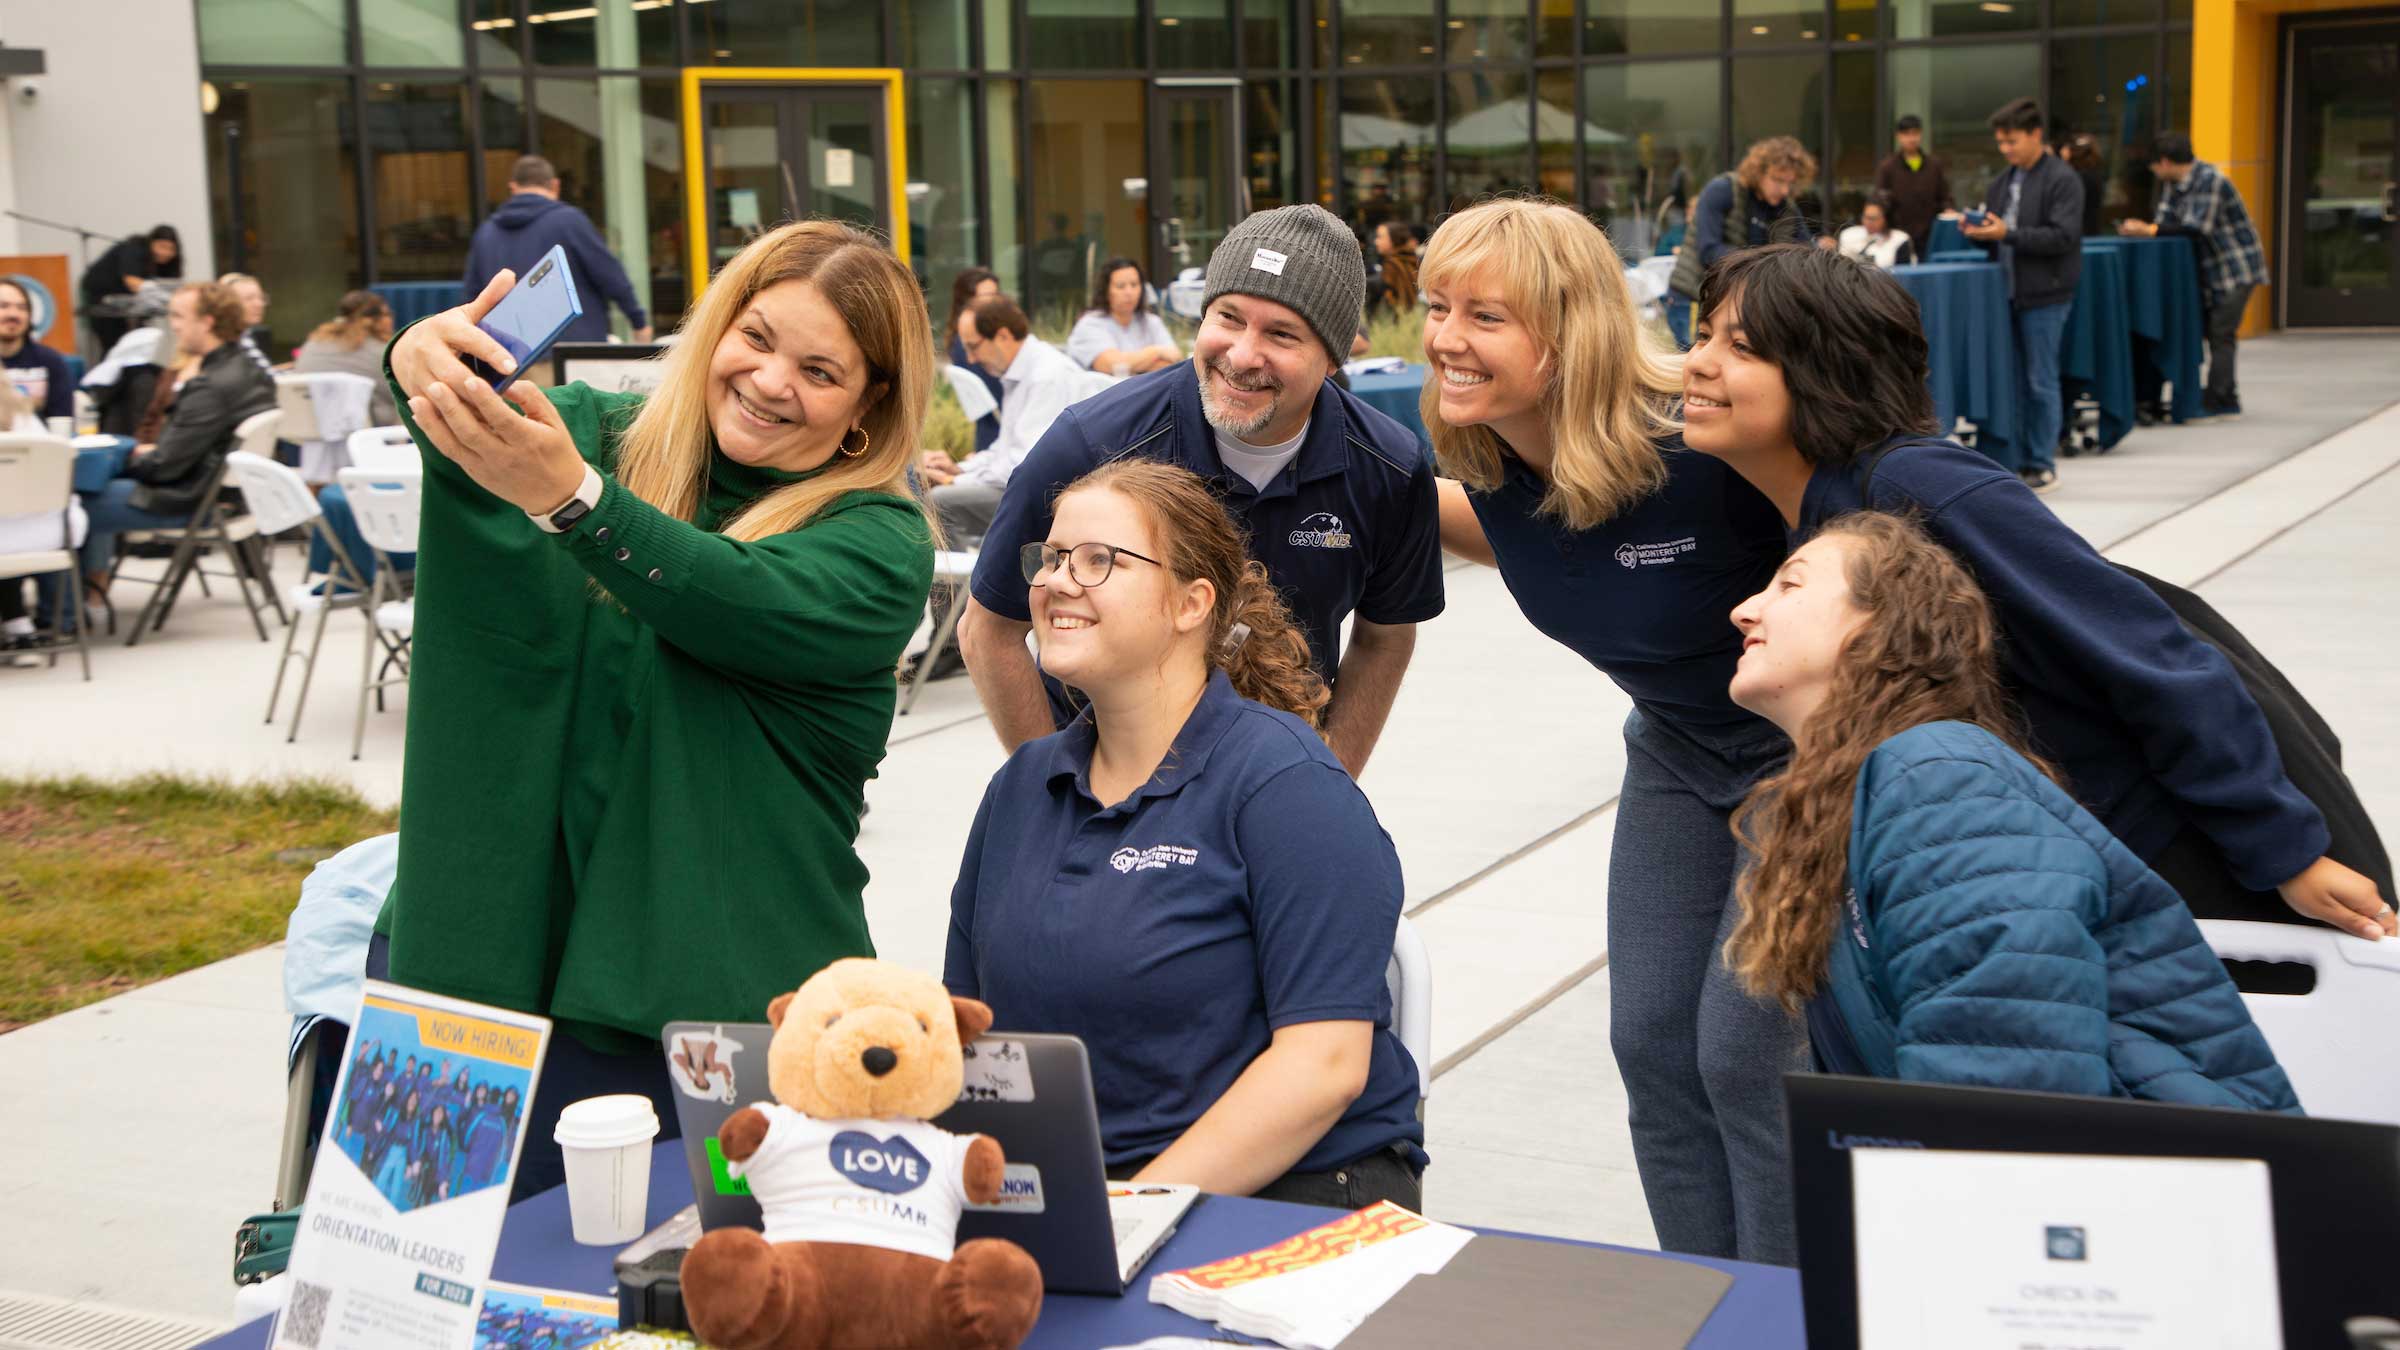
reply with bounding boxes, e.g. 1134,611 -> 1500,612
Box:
830,1131 -> 932,1195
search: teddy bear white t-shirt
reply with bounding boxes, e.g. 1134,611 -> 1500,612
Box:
729,1104 -> 978,1262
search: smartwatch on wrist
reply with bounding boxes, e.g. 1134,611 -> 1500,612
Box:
530,465 -> 603,534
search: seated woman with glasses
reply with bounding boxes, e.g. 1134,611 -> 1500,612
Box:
944,460 -> 1426,1208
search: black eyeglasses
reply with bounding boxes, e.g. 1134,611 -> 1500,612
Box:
1019,541 -> 1162,587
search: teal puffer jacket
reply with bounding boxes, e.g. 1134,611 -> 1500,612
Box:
1817,720 -> 2300,1112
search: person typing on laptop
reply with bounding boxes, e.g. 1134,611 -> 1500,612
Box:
944,461 -> 1426,1210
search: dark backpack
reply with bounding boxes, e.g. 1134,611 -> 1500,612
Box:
1856,442 -> 2395,902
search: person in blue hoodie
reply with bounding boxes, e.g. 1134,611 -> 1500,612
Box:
463,155 -> 651,344
1680,243 -> 2393,944
1722,510 -> 2299,1111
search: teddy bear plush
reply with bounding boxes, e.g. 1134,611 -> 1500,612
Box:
679,959 -> 1043,1350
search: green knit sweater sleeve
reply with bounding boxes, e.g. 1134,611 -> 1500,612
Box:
549,478 -> 934,687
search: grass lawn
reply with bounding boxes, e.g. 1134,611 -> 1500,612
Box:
0,775 -> 397,1031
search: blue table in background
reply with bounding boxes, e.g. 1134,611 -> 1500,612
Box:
1889,261 -> 2022,471
2062,243 -> 2135,451
1924,216 -> 1968,257
1351,363 -> 1431,448
2083,235 -> 2203,423
376,280 -> 465,328
195,1140 -> 1805,1349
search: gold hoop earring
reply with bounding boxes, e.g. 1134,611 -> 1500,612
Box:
839,425 -> 870,458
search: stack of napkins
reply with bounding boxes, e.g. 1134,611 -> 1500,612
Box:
1147,1202 -> 1475,1349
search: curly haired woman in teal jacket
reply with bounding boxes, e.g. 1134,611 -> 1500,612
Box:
1723,512 -> 2297,1111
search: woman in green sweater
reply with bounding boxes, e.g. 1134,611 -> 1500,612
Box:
373,220 -> 937,1198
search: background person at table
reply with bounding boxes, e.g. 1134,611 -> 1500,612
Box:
1665,136 -> 1824,347
463,154 -> 653,345
1682,243 -> 2393,943
1961,96 -> 2083,495
77,281 -> 274,600
2120,132 -> 2266,422
1362,220 -> 1421,320
1418,199 -> 1799,1265
913,294 -> 1102,682
946,461 -> 1424,1208
217,273 -> 279,375
78,224 -> 182,353
294,289 -> 401,427
957,204 -> 1443,780
1066,257 -> 1180,376
0,279 -> 75,425
1873,115 -> 1951,257
373,219 -> 937,1200
1835,197 -> 1915,269
944,266 -> 1005,454
1724,513 -> 2300,1111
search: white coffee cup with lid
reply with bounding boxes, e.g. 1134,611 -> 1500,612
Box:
553,1094 -> 658,1244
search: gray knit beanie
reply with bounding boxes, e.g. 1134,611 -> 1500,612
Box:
1201,205 -> 1365,362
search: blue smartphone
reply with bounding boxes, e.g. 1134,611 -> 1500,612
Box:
464,243 -> 584,390
1962,208 -> 1989,228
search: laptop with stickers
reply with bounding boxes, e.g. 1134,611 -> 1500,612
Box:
657,1023 -> 1197,1296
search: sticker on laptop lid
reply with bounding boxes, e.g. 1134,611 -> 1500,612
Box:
958,1038 -> 1034,1103
668,1025 -> 743,1103
965,1163 -> 1045,1214
1250,247 -> 1288,276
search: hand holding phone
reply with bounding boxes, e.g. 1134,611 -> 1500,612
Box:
461,244 -> 585,391
1961,208 -> 1989,228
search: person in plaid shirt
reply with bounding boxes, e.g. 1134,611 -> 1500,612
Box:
2119,132 -> 2266,419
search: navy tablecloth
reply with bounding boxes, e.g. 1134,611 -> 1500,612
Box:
2062,243 -> 2135,451
199,1140 -> 1804,1349
1890,261 -> 2022,471
1349,364 -> 1430,447
1925,217 -> 1968,257
376,281 -> 467,329
2083,235 -> 2203,422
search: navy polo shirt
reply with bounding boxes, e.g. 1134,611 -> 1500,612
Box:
944,670 -> 1425,1175
1469,438 -> 1786,731
967,361 -> 1446,683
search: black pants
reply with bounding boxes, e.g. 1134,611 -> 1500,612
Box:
1109,1143 -> 1423,1211
363,932 -> 683,1202
2202,283 -> 2252,405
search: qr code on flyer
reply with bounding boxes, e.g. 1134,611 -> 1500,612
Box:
284,1279 -> 333,1349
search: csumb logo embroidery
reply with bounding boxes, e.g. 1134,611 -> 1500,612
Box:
1110,844 -> 1199,874
1615,536 -> 1699,569
831,1131 -> 932,1195
1287,512 -> 1353,549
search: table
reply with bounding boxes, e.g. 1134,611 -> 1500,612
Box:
376,281 -> 467,329
1889,261 -> 2022,471
1349,363 -> 1430,448
198,1140 -> 1803,1349
2061,243 -> 2135,451
1924,216 -> 1968,258
2083,235 -> 2203,422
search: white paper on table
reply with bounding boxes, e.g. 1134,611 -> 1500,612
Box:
1852,1148 -> 2281,1350
1214,1222 -> 1475,1349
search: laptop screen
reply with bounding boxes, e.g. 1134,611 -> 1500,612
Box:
1782,1073 -> 2400,1350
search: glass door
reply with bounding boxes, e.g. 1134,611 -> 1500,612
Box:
2284,21 -> 2400,327
1150,81 -> 1243,290
698,82 -> 894,274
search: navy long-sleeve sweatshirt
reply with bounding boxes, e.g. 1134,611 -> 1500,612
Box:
1798,438 -> 2329,891
462,193 -> 648,341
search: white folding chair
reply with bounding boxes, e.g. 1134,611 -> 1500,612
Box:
228,451 -> 369,743
1388,914 -> 1432,1101
900,548 -> 979,716
2199,919 -> 2400,1126
116,408 -> 287,646
279,372 -> 379,483
345,425 -> 420,472
337,466 -> 422,760
0,435 -> 91,680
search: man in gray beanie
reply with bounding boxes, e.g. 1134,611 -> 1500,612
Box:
956,203 -> 1444,779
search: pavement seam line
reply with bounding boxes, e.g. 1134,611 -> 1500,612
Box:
2180,455 -> 2400,592
1430,951 -> 1610,1083
1404,796 -> 1622,920
2092,395 -> 2400,556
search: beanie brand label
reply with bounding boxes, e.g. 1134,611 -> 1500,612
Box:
1250,247 -> 1288,276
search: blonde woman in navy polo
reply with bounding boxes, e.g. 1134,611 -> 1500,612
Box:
944,461 -> 1424,1208
1421,200 -> 1798,1264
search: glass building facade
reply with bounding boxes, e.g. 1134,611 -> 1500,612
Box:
197,0 -> 2192,342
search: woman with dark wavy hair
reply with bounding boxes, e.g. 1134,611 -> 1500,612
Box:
945,460 -> 1425,1208
1724,512 -> 2297,1111
1682,242 -> 2392,944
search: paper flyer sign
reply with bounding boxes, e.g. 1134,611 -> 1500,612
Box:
272,981 -> 552,1350
1852,1148 -> 2282,1350
474,1281 -> 616,1348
